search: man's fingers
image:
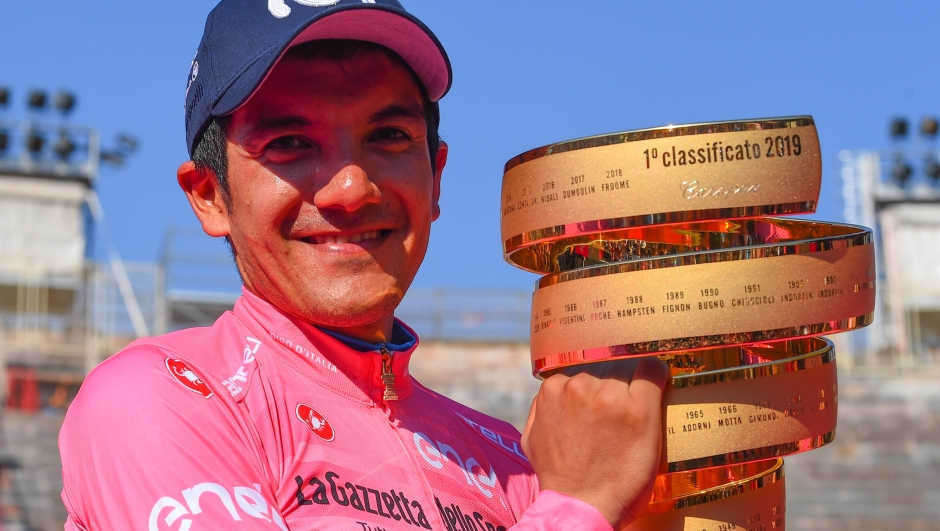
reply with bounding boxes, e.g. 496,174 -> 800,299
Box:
544,358 -> 670,418
560,359 -> 638,382
635,356 -> 670,388
627,357 -> 670,408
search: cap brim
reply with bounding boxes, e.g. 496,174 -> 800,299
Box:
213,5 -> 451,117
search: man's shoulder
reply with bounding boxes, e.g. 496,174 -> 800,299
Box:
113,310 -> 267,392
73,327 -> 220,400
126,310 -> 248,370
62,313 -> 255,434
62,333 -> 227,434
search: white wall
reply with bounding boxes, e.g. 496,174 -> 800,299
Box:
0,174 -> 86,277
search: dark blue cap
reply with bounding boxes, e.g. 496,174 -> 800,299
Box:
184,0 -> 452,156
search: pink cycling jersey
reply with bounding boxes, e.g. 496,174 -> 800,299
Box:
59,288 -> 612,531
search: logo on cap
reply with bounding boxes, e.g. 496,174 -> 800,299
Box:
165,358 -> 214,399
186,57 -> 199,97
295,404 -> 335,441
268,0 -> 343,19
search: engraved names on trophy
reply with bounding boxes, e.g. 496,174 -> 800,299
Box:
530,244 -> 875,362
664,358 -> 837,469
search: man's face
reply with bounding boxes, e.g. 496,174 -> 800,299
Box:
200,49 -> 445,334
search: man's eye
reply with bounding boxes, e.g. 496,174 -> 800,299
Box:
371,128 -> 410,142
267,136 -> 309,150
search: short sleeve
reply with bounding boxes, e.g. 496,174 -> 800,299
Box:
509,490 -> 613,531
59,346 -> 287,531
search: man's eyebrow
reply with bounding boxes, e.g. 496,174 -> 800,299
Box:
241,116 -> 313,144
369,103 -> 425,124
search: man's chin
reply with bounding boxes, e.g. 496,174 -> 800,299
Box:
292,291 -> 403,330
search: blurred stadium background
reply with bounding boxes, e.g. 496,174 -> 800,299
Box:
1,91 -> 940,529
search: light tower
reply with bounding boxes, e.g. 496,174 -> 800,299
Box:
0,87 -> 140,400
841,115 -> 940,369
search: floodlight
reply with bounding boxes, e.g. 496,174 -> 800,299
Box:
100,151 -> 125,167
27,91 -> 47,111
921,117 -> 939,139
116,134 -> 139,153
891,157 -> 913,186
0,88 -> 9,107
53,133 -> 76,160
926,158 -> 940,182
890,118 -> 909,140
25,131 -> 44,154
53,91 -> 76,115
0,130 -> 8,152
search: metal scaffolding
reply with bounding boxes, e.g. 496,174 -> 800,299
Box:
839,148 -> 940,372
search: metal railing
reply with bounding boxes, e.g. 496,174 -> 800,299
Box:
0,261 -> 160,377
396,288 -> 530,343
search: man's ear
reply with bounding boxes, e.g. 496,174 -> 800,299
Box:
177,161 -> 231,238
431,141 -> 448,222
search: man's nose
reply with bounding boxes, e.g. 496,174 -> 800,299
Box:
313,163 -> 382,213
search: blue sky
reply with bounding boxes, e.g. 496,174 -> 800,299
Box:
1,1 -> 938,289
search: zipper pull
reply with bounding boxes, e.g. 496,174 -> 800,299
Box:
380,346 -> 398,402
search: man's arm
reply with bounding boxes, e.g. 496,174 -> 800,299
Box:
60,346 -> 286,531
518,357 -> 669,530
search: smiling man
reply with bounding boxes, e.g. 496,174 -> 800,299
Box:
58,2 -> 667,530
193,41 -> 443,341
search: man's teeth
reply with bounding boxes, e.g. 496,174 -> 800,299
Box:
312,231 -> 381,245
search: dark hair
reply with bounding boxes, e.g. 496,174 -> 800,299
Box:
192,39 -> 442,205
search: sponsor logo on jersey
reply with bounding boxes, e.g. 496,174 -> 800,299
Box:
222,337 -> 262,397
435,497 -> 509,531
294,470 -> 432,529
453,412 -> 529,463
165,358 -> 214,399
413,432 -> 500,499
296,404 -> 335,441
149,482 -> 286,531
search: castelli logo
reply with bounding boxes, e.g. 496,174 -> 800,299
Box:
165,358 -> 214,399
296,404 -> 334,441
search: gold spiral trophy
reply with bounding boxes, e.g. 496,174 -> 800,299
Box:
500,117 -> 875,530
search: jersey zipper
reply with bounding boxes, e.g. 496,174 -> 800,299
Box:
380,345 -> 399,402
373,347 -> 442,530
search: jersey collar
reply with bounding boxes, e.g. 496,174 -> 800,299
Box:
233,287 -> 418,403
318,321 -> 417,353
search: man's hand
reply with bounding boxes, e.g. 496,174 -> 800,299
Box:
520,357 -> 669,529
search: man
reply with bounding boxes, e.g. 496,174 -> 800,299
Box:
59,1 -> 668,530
